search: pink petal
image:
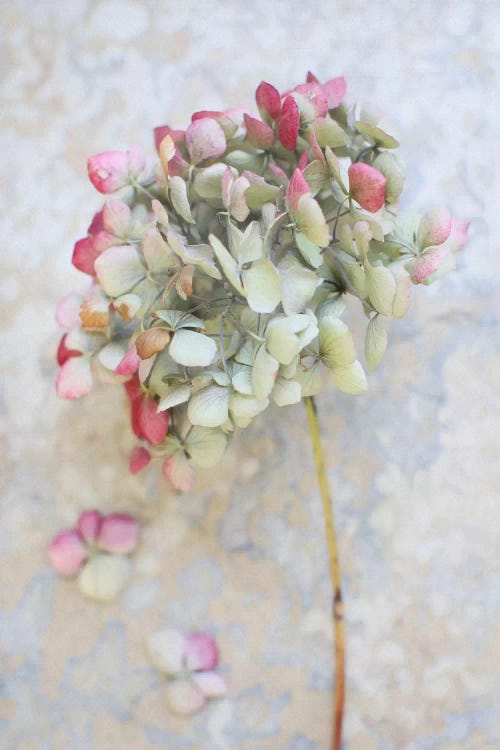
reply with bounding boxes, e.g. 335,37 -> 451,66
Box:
185,633 -> 219,671
48,530 -> 87,576
56,334 -> 81,366
192,671 -> 227,699
72,237 -> 101,276
287,167 -> 311,213
56,356 -> 93,400
87,150 -> 129,193
192,110 -> 223,121
114,344 -> 141,375
418,207 -> 452,249
124,374 -> 143,403
243,114 -> 275,150
102,200 -> 131,237
448,216 -> 469,251
410,246 -> 450,284
322,76 -> 347,109
77,510 -> 103,543
277,96 -> 300,151
291,82 -> 328,118
267,162 -> 288,184
153,125 -> 185,152
297,150 -> 308,171
348,163 -> 386,213
306,71 -> 320,84
98,513 -> 139,554
255,81 -> 281,121
88,210 -> 105,236
129,446 -> 151,474
137,395 -> 169,444
185,118 -> 226,165
165,679 -> 206,716
55,292 -> 82,330
162,454 -> 196,492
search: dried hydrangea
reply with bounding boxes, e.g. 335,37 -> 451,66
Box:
56,72 -> 469,491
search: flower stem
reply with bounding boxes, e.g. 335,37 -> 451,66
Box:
304,395 -> 345,750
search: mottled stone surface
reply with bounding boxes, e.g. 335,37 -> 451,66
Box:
0,1 -> 499,749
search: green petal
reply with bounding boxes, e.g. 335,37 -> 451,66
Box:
187,385 -> 229,427
169,330 -> 217,367
242,258 -> 281,313
332,360 -> 367,394
296,194 -> 329,248
154,309 -> 205,330
272,377 -> 302,406
319,318 -> 356,369
295,232 -> 323,269
354,121 -> 399,149
278,255 -> 318,315
251,344 -> 279,400
365,315 -> 387,372
312,118 -> 349,148
158,384 -> 192,411
265,318 -> 300,365
185,426 -> 228,467
169,176 -> 195,224
209,234 -> 245,294
228,392 -> 269,427
365,264 -> 397,316
95,245 -> 146,297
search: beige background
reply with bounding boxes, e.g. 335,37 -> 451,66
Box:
1,1 -> 499,748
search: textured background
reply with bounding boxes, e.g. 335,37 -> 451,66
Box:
1,1 -> 499,749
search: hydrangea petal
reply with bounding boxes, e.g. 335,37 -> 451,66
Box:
417,207 -> 452,249
185,118 -> 226,165
162,453 -> 196,492
322,76 -> 347,109
165,679 -> 206,716
56,292 -> 83,330
448,217 -> 469,251
48,530 -> 88,576
72,237 -> 101,275
187,385 -> 229,428
98,513 -> 139,554
129,446 -> 151,475
169,330 -> 217,368
114,344 -> 141,375
146,628 -> 186,675
185,633 -> 219,671
277,96 -> 300,151
56,334 -> 81,366
192,671 -> 228,699
87,150 -> 129,193
78,553 -> 131,601
242,259 -> 281,313
136,395 -> 169,444
243,114 -> 275,150
255,81 -> 281,121
348,163 -> 386,213
287,168 -> 311,214
410,246 -> 450,284
77,510 -> 102,543
94,245 -> 146,297
56,356 -> 93,400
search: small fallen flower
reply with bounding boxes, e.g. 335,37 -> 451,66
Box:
48,510 -> 139,601
146,628 -> 227,715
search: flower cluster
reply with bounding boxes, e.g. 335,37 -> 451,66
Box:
56,72 -> 469,490
146,628 -> 227,715
48,510 -> 139,600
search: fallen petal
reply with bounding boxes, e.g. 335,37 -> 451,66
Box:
77,510 -> 103,543
146,627 -> 186,675
48,530 -> 87,576
185,633 -> 219,671
77,553 -> 131,601
98,513 -> 139,554
192,671 -> 228,699
165,679 -> 206,716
